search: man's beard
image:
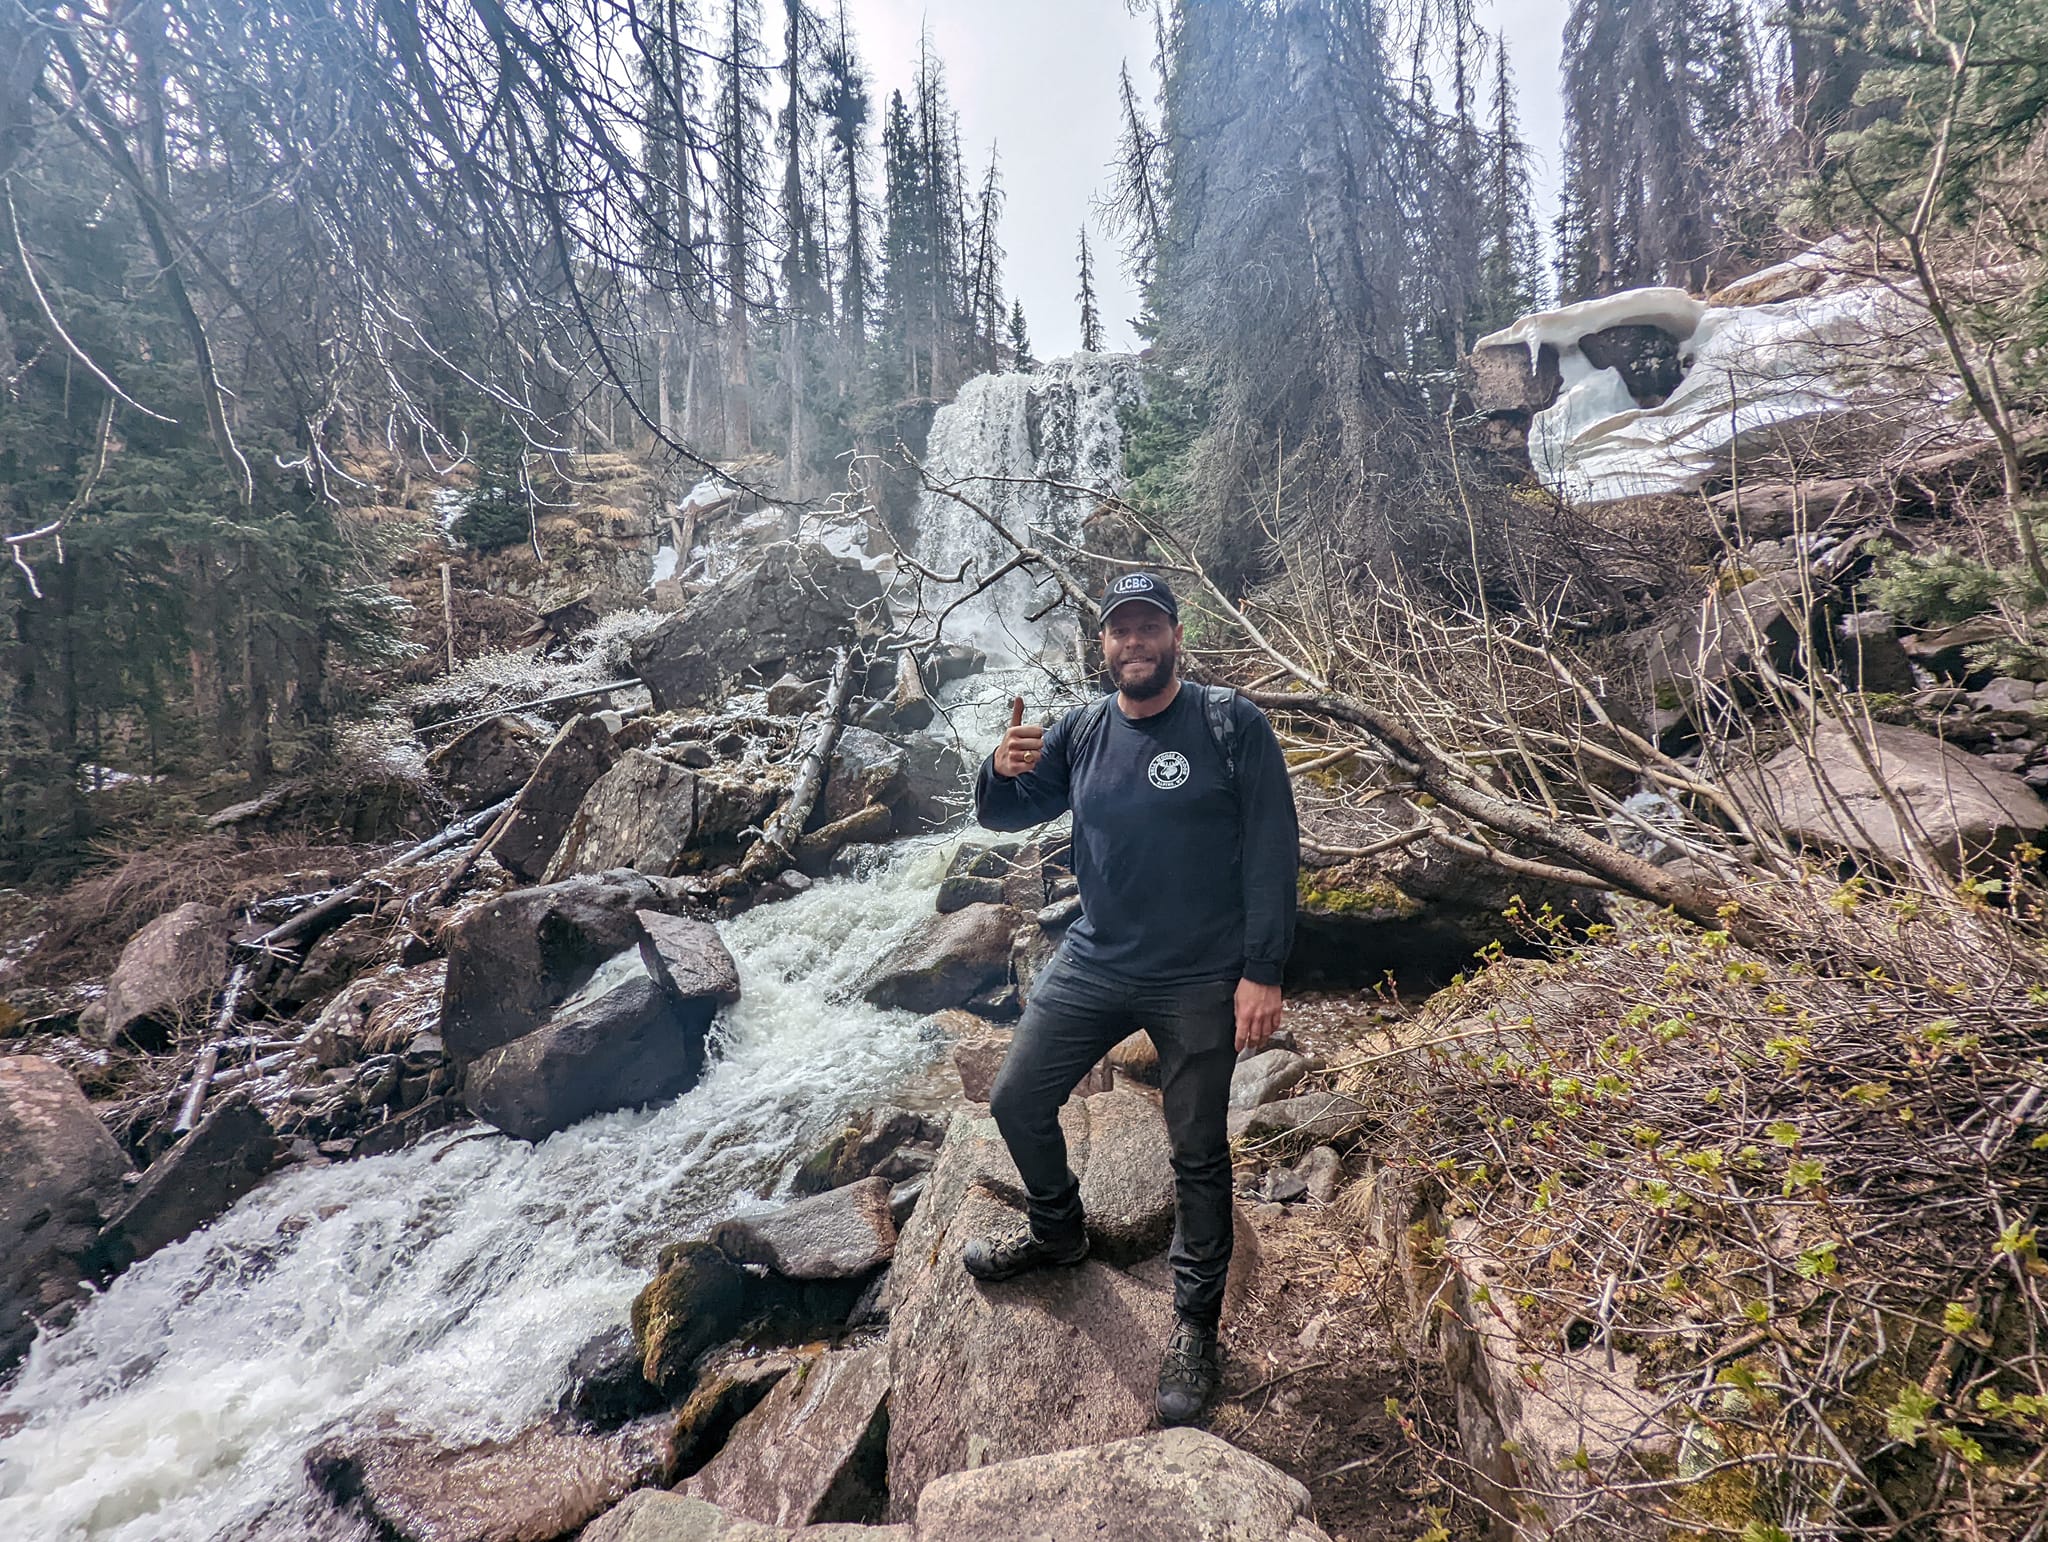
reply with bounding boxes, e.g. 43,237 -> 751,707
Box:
1114,644 -> 1177,701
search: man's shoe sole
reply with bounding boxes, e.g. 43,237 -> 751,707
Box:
962,1235 -> 1091,1283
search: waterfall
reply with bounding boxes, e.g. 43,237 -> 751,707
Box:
0,838 -> 973,1542
909,353 -> 1141,664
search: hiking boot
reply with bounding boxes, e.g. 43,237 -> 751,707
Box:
1155,1316 -> 1221,1426
962,1222 -> 1089,1283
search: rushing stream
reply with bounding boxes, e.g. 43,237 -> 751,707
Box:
0,355 -> 1136,1542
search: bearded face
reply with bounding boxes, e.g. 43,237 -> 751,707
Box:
1101,605 -> 1181,701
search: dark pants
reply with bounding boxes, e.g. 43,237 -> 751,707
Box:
986,947 -> 1238,1328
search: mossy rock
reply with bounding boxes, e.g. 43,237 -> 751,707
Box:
1296,871 -> 1424,922
631,1242 -> 750,1395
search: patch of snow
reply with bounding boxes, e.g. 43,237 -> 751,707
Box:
648,545 -> 678,586
1495,281 -> 1970,504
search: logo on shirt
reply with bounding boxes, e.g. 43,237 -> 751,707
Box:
1147,750 -> 1191,790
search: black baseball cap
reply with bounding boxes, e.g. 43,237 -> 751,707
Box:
1098,571 -> 1179,625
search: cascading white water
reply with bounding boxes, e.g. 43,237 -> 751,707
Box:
0,837 -> 973,1542
911,353 -> 1141,663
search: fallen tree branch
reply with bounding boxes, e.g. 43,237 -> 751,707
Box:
421,678 -> 641,736
737,646 -> 859,885
174,963 -> 249,1137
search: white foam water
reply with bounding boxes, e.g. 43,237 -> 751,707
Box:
0,838 -> 967,1542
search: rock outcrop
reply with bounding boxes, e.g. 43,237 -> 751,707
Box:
0,1057 -> 134,1369
709,1177 -> 898,1281
489,715 -> 620,881
857,904 -> 1018,1014
633,1242 -> 753,1395
97,901 -> 233,1049
545,750 -> 702,881
682,1345 -> 892,1528
90,1091 -> 275,1273
632,543 -> 884,713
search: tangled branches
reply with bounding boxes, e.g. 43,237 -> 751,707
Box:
1360,880 -> 2048,1538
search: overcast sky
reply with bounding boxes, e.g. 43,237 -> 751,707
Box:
842,1 -> 1570,359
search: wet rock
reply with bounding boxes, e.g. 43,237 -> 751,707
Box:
894,733 -> 972,835
792,1108 -> 944,1197
671,1352 -> 801,1479
1228,1049 -> 1311,1111
562,1325 -> 666,1429
710,1177 -> 897,1281
490,715 -> 619,882
98,901 -> 232,1050
0,1057 -> 134,1369
425,716 -> 544,813
885,1156 -> 1174,1517
544,750 -> 701,881
91,1092 -> 275,1275
858,904 -> 1018,1015
1744,720 -> 2048,873
632,543 -> 884,713
683,1345 -> 891,1527
1228,1091 -> 1371,1146
307,1415 -> 670,1542
1835,611 -> 1916,695
1074,1087 -> 1177,1266
1297,1145 -> 1345,1205
465,943 -> 715,1142
633,1242 -> 753,1396
927,644 -> 986,687
911,1427 -> 1333,1542
935,841 -> 1021,915
638,911 -> 742,1005
814,728 -> 907,831
440,872 -> 665,1065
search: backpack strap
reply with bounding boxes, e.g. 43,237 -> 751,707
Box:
1069,693 -> 1116,760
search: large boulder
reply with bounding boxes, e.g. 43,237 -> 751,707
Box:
489,715 -> 619,881
1646,573 -> 1815,709
1468,340 -> 1562,417
912,1428 -> 1332,1542
638,911 -> 743,1005
464,942 -> 718,1142
0,1057 -> 134,1369
98,901 -> 233,1049
544,750 -> 701,881
1743,720 -> 2048,874
90,1091 -> 275,1274
682,1345 -> 892,1528
894,734 -> 972,835
710,1177 -> 897,1281
439,872 -> 667,1065
857,905 -> 1018,1014
632,543 -> 885,713
882,1111 -> 1175,1517
1073,1087 -> 1178,1266
308,1415 -> 670,1542
813,728 -> 908,830
424,715 -> 543,813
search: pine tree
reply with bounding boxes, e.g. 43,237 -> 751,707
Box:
1105,60 -> 1166,285
1076,225 -> 1104,353
819,3 -> 872,350
713,0 -> 770,450
1007,298 -> 1036,372
1474,34 -> 1544,333
879,87 -> 933,396
966,149 -> 1007,376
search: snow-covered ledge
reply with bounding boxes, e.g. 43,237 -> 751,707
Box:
1474,276 -> 1971,505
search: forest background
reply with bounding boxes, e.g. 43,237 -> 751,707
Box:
0,0 -> 2040,882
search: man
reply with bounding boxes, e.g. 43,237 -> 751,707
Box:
967,570 -> 1299,1426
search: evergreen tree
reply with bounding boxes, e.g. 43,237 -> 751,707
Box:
1008,299 -> 1037,372
1077,225 -> 1105,353
879,87 -> 934,396
1105,60 -> 1167,285
819,4 -> 873,351
966,150 -> 1007,376
1474,34 -> 1544,333
713,0 -> 770,450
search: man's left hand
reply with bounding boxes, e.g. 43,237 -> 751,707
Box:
1234,978 -> 1283,1053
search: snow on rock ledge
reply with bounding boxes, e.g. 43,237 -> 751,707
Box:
1475,278 -> 1972,504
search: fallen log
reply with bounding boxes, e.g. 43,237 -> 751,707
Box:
174,963 -> 249,1137
736,646 -> 859,885
245,795 -> 515,953
421,678 -> 640,737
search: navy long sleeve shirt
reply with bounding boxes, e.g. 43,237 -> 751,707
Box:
974,685 -> 1298,986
